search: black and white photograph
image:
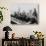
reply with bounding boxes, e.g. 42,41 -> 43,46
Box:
11,3 -> 39,24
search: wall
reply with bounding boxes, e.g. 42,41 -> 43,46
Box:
0,0 -> 46,46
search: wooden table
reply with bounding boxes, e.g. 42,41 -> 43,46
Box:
2,38 -> 44,46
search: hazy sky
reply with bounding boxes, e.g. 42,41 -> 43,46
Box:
10,3 -> 39,14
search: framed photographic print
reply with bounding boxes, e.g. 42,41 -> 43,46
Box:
10,3 -> 39,25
